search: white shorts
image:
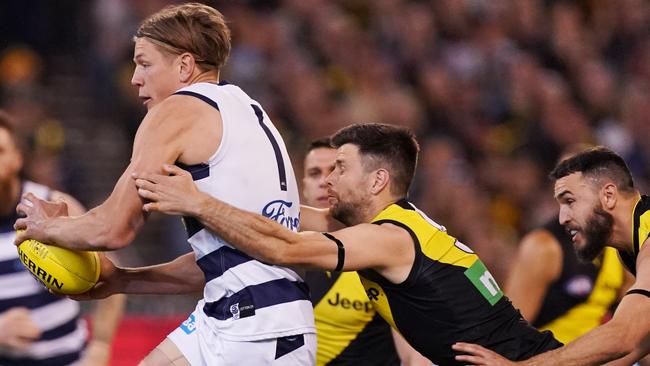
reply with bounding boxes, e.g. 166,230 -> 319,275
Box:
167,310 -> 316,366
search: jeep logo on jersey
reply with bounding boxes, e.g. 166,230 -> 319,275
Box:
327,292 -> 374,312
366,287 -> 380,301
262,200 -> 299,231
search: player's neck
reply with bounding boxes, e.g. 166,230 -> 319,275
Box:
364,195 -> 402,223
609,192 -> 642,250
187,70 -> 220,85
0,176 -> 20,217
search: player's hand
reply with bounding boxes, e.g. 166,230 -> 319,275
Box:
69,253 -> 121,301
133,164 -> 206,216
0,308 -> 43,351
453,342 -> 519,365
13,192 -> 68,246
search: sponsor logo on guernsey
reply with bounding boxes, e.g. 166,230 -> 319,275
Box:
464,260 -> 503,305
565,275 -> 593,297
229,299 -> 256,320
262,200 -> 300,231
180,314 -> 197,334
18,247 -> 64,290
365,287 -> 381,301
327,292 -> 374,312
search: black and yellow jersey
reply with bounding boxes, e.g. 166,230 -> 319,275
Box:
306,271 -> 399,365
532,219 -> 625,344
358,199 -> 562,365
619,195 -> 650,275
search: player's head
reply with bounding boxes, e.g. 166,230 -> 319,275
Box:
328,123 -> 419,225
0,110 -> 23,184
550,146 -> 635,261
302,137 -> 336,208
132,3 -> 231,110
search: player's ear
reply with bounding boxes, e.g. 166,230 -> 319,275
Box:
370,169 -> 389,195
601,182 -> 617,210
178,53 -> 195,83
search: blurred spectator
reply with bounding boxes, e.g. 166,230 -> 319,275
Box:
0,0 -> 648,319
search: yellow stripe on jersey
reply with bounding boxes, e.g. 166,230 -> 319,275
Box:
539,247 -> 624,343
313,272 -> 376,365
371,203 -> 478,268
358,276 -> 397,330
638,210 -> 650,252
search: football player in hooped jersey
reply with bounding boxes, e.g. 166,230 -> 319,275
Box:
132,123 -> 563,366
14,3 -> 315,365
0,112 -> 125,365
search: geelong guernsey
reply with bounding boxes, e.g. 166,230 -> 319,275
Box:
533,219 -> 625,344
0,181 -> 86,365
174,82 -> 314,341
358,199 -> 562,365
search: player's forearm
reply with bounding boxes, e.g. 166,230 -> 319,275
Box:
522,322 -> 631,366
194,194 -> 299,265
44,209 -> 139,251
299,205 -> 343,232
90,294 -> 126,344
116,253 -> 204,295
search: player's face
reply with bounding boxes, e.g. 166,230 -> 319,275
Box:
326,144 -> 373,225
555,172 -> 612,261
0,128 -> 22,184
131,38 -> 183,110
302,147 -> 336,208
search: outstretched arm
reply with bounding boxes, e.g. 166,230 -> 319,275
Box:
73,252 -> 204,300
133,165 -> 414,281
454,238 -> 650,366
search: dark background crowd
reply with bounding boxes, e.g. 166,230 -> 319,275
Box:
1,0 -> 649,313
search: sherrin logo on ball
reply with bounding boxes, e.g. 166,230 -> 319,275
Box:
16,232 -> 100,295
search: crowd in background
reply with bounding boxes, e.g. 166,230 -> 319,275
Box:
0,0 -> 649,307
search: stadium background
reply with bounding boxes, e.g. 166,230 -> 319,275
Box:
0,0 -> 648,363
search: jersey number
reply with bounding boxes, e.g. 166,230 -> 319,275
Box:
251,104 -> 287,191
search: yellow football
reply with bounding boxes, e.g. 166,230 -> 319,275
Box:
17,236 -> 100,295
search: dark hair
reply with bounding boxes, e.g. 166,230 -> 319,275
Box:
307,137 -> 333,153
549,146 -> 635,193
331,123 -> 419,196
0,109 -> 15,135
135,3 -> 231,72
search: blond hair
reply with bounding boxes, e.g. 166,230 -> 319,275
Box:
135,3 -> 231,72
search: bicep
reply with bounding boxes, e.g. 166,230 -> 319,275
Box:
88,103 -> 188,237
289,224 -> 411,272
609,244 -> 650,345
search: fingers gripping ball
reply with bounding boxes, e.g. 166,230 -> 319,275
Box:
16,234 -> 100,295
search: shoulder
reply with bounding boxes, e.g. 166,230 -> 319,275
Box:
146,93 -> 219,126
519,229 -> 562,258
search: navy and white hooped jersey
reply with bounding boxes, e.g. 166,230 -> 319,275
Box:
174,82 -> 314,341
0,181 -> 86,365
